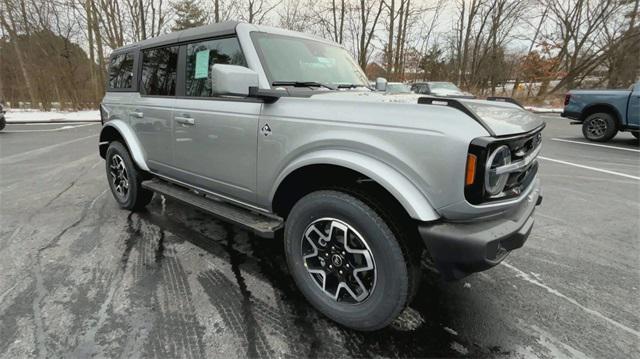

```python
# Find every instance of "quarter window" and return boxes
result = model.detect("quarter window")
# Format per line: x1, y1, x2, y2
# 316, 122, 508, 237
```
108, 53, 134, 89
141, 46, 179, 96
185, 37, 246, 97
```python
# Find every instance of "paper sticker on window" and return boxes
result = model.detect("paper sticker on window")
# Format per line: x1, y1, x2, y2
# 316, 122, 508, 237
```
194, 50, 210, 79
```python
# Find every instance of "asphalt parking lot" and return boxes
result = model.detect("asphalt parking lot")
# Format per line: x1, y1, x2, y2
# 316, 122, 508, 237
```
0, 117, 638, 358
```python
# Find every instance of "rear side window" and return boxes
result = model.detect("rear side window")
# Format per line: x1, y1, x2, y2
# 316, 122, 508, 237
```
140, 46, 179, 96
185, 37, 246, 97
108, 53, 134, 89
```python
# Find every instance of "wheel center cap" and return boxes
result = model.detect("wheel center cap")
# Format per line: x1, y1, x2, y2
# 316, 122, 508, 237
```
331, 254, 343, 267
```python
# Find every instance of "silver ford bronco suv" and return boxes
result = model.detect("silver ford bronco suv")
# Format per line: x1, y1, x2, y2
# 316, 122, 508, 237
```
99, 21, 544, 331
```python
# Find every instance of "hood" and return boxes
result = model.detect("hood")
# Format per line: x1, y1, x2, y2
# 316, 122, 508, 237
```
307, 90, 544, 136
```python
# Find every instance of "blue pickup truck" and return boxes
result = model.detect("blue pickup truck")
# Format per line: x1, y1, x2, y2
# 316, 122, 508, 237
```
562, 82, 639, 142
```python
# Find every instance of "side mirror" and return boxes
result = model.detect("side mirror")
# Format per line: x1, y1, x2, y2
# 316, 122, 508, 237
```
211, 64, 259, 96
375, 77, 388, 92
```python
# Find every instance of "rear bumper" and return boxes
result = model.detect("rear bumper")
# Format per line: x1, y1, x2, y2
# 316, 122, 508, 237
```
561, 111, 580, 120
419, 184, 542, 280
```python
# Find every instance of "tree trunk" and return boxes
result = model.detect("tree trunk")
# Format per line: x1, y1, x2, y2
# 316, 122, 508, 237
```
138, 0, 146, 39
0, 4, 38, 108
92, 0, 106, 93
86, 0, 99, 103
386, 0, 395, 76
393, 0, 405, 77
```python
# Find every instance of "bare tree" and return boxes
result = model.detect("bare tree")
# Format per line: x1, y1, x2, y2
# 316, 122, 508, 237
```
0, 0, 37, 106
537, 0, 628, 96
354, 0, 384, 68
239, 0, 281, 24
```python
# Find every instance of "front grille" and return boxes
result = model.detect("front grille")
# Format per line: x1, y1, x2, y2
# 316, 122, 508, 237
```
465, 127, 543, 205
494, 130, 542, 200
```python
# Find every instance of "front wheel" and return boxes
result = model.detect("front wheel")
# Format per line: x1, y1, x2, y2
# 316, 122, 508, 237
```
582, 113, 617, 142
105, 141, 153, 210
284, 190, 415, 331
0, 116, 5, 131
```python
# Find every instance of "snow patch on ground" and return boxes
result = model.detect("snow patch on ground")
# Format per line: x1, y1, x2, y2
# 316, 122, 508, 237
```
525, 106, 563, 114
5, 109, 100, 123
450, 341, 469, 355
443, 327, 458, 336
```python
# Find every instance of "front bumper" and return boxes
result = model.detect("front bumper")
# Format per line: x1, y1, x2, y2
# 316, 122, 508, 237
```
419, 184, 542, 280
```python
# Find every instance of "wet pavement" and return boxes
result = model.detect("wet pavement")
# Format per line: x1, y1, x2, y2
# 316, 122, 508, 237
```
0, 119, 639, 358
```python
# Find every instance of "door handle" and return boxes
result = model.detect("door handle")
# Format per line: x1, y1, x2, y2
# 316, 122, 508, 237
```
175, 116, 195, 126
129, 111, 144, 119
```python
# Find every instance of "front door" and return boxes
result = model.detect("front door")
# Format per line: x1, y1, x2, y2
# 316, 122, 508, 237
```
627, 82, 640, 128
132, 45, 180, 173
171, 37, 260, 205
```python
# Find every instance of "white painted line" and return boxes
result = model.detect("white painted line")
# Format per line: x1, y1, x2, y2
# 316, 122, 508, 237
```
5, 121, 97, 126
0, 134, 98, 163
539, 156, 640, 181
551, 138, 640, 153
2, 123, 97, 133
503, 262, 640, 338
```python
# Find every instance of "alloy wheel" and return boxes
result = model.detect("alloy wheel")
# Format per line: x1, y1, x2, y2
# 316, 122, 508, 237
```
587, 117, 607, 138
301, 218, 376, 303
109, 154, 129, 199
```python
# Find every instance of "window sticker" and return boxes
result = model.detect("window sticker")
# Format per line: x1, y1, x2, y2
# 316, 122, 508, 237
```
194, 50, 210, 79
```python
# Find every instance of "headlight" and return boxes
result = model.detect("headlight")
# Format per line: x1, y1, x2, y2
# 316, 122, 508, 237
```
485, 145, 511, 195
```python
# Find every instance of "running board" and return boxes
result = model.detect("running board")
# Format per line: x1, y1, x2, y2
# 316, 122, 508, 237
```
142, 179, 283, 238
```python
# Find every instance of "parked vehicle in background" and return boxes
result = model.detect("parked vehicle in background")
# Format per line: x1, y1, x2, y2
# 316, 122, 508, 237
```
384, 82, 413, 94
99, 22, 544, 331
411, 81, 475, 98
562, 82, 640, 142
0, 103, 6, 131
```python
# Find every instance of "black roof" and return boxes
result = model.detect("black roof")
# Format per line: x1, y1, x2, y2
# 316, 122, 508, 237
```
111, 21, 240, 55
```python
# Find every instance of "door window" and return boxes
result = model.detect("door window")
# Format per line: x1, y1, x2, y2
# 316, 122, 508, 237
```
108, 53, 134, 89
185, 37, 246, 97
140, 46, 179, 96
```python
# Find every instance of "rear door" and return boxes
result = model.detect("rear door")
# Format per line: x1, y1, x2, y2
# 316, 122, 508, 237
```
171, 37, 261, 205
131, 45, 179, 174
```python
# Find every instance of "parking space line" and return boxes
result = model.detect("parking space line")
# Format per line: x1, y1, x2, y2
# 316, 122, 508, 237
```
503, 262, 640, 338
0, 134, 98, 163
539, 156, 640, 181
2, 123, 98, 133
5, 121, 98, 126
551, 138, 640, 153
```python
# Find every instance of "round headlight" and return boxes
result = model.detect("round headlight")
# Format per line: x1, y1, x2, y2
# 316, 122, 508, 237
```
485, 145, 511, 196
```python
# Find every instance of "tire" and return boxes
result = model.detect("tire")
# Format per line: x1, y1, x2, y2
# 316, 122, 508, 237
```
582, 113, 617, 142
632, 132, 639, 140
0, 117, 5, 131
284, 190, 415, 331
105, 141, 153, 210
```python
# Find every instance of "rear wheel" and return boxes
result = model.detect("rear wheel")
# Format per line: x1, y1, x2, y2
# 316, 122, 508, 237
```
284, 190, 416, 331
582, 113, 617, 142
632, 132, 639, 140
105, 141, 153, 210
0, 116, 5, 131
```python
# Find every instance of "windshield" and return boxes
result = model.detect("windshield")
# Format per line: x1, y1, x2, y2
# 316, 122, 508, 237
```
251, 32, 370, 88
429, 82, 462, 92
386, 83, 412, 94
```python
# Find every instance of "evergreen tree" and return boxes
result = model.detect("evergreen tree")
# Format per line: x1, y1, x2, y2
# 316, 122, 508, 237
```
171, 0, 208, 31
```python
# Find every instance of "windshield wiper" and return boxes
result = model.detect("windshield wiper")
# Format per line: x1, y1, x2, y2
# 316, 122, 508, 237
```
336, 84, 365, 89
272, 81, 336, 90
